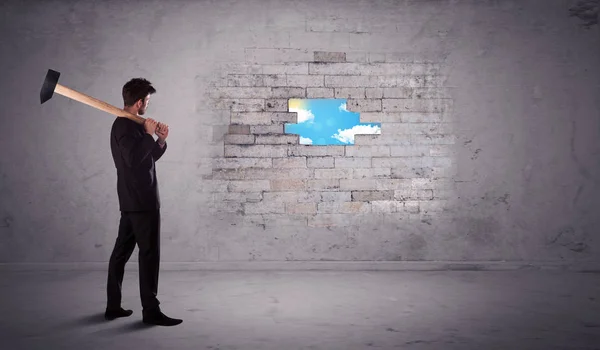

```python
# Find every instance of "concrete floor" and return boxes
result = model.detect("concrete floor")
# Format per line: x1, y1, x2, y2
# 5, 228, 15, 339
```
1, 269, 599, 350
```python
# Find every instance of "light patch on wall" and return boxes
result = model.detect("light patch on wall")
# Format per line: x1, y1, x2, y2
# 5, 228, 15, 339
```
285, 99, 381, 145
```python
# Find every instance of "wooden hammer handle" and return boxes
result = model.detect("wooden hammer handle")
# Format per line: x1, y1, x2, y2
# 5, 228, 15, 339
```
54, 83, 146, 125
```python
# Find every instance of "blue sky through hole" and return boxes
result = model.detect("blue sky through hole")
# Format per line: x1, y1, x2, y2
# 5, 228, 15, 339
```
284, 99, 381, 145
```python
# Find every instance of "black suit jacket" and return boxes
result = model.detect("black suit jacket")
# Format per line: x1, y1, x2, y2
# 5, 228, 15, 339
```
110, 117, 167, 212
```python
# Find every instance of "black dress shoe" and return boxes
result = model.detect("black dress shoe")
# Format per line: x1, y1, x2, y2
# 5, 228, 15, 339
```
105, 307, 133, 320
142, 308, 183, 326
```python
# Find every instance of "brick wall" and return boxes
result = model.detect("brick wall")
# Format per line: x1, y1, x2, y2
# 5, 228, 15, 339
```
204, 50, 456, 230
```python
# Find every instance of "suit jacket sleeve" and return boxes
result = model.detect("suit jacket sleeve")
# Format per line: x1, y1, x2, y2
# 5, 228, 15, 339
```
152, 141, 167, 161
114, 119, 156, 168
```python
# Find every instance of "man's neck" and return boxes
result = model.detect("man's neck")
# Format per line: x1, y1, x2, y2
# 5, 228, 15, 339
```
123, 107, 138, 116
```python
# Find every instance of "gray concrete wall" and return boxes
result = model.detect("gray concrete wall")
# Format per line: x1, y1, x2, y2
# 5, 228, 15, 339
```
0, 0, 598, 263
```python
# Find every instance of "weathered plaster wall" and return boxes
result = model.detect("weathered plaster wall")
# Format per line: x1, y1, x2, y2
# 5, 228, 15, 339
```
0, 0, 598, 263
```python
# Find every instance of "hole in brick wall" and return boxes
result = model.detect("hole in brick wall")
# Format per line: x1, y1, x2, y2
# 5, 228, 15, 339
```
284, 99, 381, 146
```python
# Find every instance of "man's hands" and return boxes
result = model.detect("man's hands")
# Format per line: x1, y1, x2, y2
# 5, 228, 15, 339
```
144, 118, 158, 135
143, 118, 169, 143
156, 122, 169, 143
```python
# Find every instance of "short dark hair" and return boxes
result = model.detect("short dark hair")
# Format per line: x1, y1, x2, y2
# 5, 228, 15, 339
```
122, 78, 156, 107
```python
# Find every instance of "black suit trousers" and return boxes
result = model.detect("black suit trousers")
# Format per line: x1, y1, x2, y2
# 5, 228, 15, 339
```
107, 209, 161, 311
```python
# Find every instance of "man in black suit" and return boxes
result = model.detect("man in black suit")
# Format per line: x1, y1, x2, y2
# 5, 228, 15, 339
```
105, 78, 182, 326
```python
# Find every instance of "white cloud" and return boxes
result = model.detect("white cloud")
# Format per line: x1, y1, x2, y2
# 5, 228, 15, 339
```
339, 102, 348, 112
299, 136, 313, 145
289, 107, 315, 123
331, 124, 381, 144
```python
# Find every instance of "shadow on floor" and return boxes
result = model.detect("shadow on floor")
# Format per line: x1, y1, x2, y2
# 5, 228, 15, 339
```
52, 313, 155, 334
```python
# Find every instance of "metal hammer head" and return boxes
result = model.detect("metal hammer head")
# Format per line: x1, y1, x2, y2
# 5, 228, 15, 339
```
40, 69, 60, 104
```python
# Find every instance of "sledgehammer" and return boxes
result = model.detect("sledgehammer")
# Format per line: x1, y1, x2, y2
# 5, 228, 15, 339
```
40, 69, 146, 124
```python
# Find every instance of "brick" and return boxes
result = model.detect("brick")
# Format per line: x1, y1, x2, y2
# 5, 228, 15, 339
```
286, 202, 317, 214
375, 179, 413, 190
228, 180, 271, 192
212, 157, 272, 169
360, 112, 445, 123
424, 75, 447, 87
345, 52, 368, 63
391, 167, 432, 179
228, 125, 250, 134
400, 201, 420, 213
419, 200, 452, 213
373, 157, 425, 168
263, 191, 301, 202
382, 87, 413, 98
394, 189, 433, 200
411, 134, 456, 145
209, 99, 264, 112
433, 188, 455, 199
244, 201, 286, 214
314, 51, 346, 62
346, 99, 382, 112
396, 75, 427, 88
271, 179, 306, 191
412, 87, 454, 99
224, 134, 255, 145
389, 145, 431, 157
353, 135, 395, 146
324, 75, 373, 88
371, 200, 399, 213
265, 99, 290, 111
334, 88, 366, 99
351, 190, 393, 201
262, 63, 309, 75
314, 168, 353, 179
212, 168, 310, 180
289, 145, 345, 157
231, 112, 297, 125
209, 87, 271, 99
250, 125, 284, 134
339, 179, 378, 190
410, 178, 456, 190
431, 166, 457, 178
287, 75, 324, 87
298, 192, 322, 203
334, 157, 371, 168
213, 192, 263, 203
429, 146, 455, 157
383, 123, 453, 135
353, 168, 391, 178
263, 74, 287, 86
307, 179, 340, 191
226, 75, 264, 87
382, 99, 450, 113
273, 157, 307, 168
308, 214, 358, 227
344, 145, 390, 157
271, 87, 306, 98
320, 192, 352, 202
317, 202, 371, 214
224, 145, 288, 158
365, 88, 384, 98
256, 134, 299, 145
307, 88, 334, 98
307, 156, 334, 168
